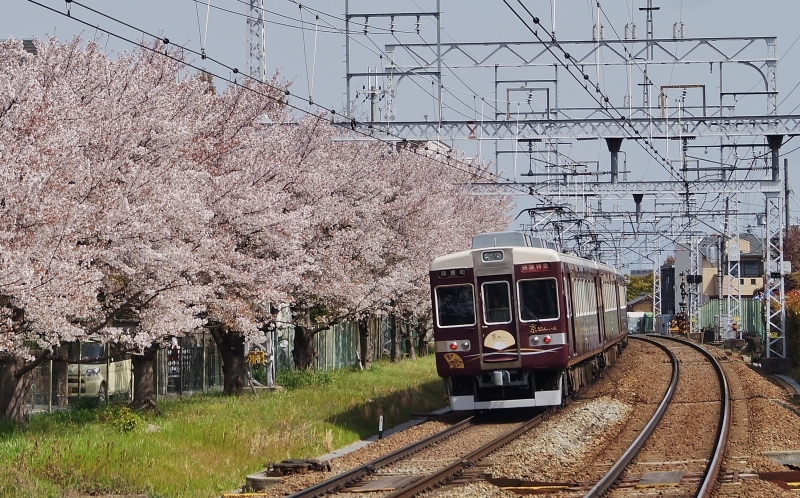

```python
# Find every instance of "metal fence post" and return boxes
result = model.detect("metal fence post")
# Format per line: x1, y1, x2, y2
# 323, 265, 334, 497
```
48, 359, 53, 413
202, 330, 207, 391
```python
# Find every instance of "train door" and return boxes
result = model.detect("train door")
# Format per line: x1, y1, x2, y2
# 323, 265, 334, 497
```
477, 274, 521, 367
595, 275, 607, 344
563, 270, 577, 356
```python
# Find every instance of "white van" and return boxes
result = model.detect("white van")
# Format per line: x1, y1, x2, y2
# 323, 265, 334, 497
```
67, 342, 132, 402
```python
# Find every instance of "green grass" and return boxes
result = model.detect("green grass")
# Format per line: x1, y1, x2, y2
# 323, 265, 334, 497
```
0, 356, 445, 498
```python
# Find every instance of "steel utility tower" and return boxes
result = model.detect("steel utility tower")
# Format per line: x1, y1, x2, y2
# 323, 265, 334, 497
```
245, 0, 277, 389
247, 0, 266, 82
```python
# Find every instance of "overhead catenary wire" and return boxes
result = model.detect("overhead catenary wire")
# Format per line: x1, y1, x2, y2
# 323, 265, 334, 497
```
23, 0, 564, 207
193, 0, 212, 58
503, 0, 687, 184
34, 0, 784, 261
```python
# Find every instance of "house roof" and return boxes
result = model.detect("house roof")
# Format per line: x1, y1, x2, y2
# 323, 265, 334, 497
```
697, 233, 763, 259
628, 293, 653, 306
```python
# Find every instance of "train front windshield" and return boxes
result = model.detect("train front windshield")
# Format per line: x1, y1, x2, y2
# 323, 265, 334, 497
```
435, 284, 475, 327
518, 279, 559, 321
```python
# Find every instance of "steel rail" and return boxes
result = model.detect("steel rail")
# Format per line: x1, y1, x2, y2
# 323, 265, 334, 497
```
584, 335, 730, 498
385, 413, 547, 498
285, 416, 473, 498
666, 335, 731, 498
584, 335, 680, 497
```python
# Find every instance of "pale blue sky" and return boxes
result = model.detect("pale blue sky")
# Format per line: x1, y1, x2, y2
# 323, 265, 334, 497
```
5, 0, 800, 266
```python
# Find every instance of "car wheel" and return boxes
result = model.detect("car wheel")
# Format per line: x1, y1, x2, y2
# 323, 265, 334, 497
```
98, 383, 108, 404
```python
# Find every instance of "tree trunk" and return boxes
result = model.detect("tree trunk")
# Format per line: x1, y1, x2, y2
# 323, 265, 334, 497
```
390, 315, 401, 363
358, 317, 372, 370
292, 325, 317, 370
53, 345, 69, 406
403, 321, 417, 361
416, 322, 430, 357
210, 326, 246, 394
405, 325, 417, 360
0, 356, 32, 425
131, 345, 159, 411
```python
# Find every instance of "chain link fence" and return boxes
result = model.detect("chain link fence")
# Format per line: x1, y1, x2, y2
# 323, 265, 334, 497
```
25, 316, 431, 413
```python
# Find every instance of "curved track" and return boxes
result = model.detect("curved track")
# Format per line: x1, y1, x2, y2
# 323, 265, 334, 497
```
586, 335, 731, 497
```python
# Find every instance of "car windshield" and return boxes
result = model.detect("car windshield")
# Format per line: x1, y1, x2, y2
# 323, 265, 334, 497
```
81, 342, 103, 360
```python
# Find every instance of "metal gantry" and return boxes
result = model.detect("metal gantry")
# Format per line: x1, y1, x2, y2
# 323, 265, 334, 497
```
340, 2, 790, 357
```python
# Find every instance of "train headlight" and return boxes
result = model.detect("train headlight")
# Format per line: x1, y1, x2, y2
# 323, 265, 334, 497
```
481, 250, 504, 262
448, 341, 470, 351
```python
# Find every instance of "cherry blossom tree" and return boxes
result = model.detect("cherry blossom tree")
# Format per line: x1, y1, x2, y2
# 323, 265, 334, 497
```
0, 34, 512, 423
267, 119, 512, 368
0, 37, 255, 417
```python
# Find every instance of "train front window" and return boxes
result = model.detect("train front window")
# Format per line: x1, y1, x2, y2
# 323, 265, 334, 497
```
482, 281, 512, 324
518, 278, 559, 321
435, 284, 476, 327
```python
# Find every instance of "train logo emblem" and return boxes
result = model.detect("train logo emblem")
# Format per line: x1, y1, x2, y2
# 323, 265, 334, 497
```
443, 353, 465, 369
483, 330, 515, 350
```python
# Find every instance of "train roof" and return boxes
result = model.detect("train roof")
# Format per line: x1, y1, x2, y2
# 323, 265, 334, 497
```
431, 233, 623, 277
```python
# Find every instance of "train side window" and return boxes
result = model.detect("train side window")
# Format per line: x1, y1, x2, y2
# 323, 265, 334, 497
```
482, 281, 512, 324
518, 278, 559, 321
435, 284, 476, 327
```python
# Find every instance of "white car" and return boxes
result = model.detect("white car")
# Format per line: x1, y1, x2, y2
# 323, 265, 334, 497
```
67, 342, 132, 402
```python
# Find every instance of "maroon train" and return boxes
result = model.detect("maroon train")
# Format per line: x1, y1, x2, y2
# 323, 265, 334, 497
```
430, 232, 628, 410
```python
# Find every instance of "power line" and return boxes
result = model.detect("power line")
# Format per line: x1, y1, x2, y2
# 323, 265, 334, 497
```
503, 0, 698, 186
24, 0, 516, 191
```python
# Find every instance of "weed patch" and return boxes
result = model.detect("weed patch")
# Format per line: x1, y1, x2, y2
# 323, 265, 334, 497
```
0, 356, 443, 497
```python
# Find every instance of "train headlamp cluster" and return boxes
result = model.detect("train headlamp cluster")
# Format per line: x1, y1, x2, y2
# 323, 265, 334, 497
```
529, 335, 552, 346
448, 340, 470, 351
481, 250, 504, 262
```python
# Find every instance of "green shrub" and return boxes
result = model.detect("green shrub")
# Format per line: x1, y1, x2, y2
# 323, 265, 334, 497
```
98, 406, 142, 433
277, 368, 339, 390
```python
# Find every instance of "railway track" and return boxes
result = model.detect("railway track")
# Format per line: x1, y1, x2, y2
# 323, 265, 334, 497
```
234, 337, 800, 498
414, 335, 731, 497
283, 413, 546, 498
247, 336, 775, 498
583, 335, 731, 497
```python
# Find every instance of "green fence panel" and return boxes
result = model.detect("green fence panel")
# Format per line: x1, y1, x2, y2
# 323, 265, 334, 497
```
696, 299, 765, 335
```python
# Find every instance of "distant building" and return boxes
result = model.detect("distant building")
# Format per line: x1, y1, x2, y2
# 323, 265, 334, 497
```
628, 293, 653, 313
0, 38, 37, 54
661, 263, 676, 316
674, 233, 764, 304
629, 269, 653, 277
